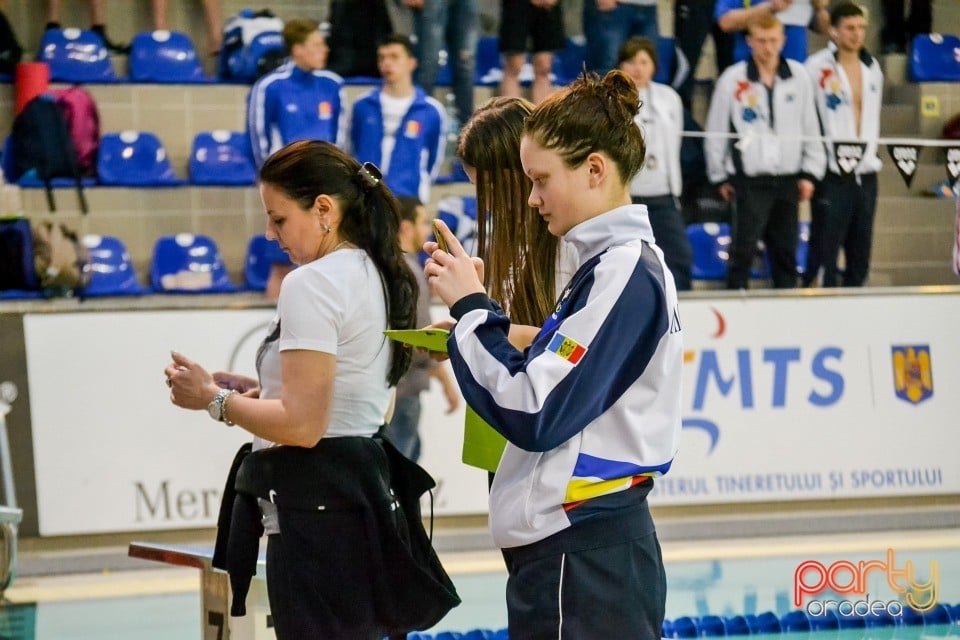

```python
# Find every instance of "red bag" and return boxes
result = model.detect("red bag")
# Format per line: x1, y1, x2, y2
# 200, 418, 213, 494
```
53, 86, 100, 177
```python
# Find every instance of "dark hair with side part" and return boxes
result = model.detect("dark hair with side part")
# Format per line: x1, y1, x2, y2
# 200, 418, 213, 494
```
377, 33, 416, 58
282, 18, 320, 53
524, 70, 646, 186
457, 97, 559, 326
830, 1, 867, 26
616, 36, 658, 73
259, 140, 417, 386
396, 195, 423, 224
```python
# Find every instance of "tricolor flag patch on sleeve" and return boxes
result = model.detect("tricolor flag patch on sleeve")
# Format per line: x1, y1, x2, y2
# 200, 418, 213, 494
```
546, 333, 587, 365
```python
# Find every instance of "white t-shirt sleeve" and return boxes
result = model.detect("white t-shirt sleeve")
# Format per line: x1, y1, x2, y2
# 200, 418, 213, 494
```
276, 266, 342, 354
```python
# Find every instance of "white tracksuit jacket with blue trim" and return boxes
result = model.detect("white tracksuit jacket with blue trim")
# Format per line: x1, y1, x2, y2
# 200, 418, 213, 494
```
447, 204, 683, 549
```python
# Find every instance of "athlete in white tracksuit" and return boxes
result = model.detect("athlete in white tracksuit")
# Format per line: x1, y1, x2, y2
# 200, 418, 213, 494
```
426, 71, 683, 639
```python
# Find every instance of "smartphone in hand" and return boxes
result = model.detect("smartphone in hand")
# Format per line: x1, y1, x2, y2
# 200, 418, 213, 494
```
433, 219, 448, 253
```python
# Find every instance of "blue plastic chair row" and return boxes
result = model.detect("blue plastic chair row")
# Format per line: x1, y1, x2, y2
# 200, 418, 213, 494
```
40, 28, 214, 84
910, 33, 960, 82
75, 232, 292, 297
687, 221, 811, 282
8, 129, 256, 188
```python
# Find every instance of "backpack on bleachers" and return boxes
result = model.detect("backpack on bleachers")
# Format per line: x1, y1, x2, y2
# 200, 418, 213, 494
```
53, 86, 100, 178
31, 220, 90, 295
218, 9, 285, 83
9, 95, 89, 214
0, 218, 37, 292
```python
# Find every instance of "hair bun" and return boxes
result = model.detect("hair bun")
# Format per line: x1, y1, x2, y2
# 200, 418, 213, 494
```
601, 70, 641, 119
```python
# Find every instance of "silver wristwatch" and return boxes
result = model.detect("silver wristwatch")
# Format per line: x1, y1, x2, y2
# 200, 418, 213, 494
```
207, 389, 237, 425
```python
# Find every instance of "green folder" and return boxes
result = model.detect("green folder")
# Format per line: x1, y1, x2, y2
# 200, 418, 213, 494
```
384, 328, 506, 472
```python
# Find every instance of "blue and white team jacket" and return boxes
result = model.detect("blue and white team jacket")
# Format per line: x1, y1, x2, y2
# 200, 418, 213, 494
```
705, 56, 826, 185
447, 205, 683, 549
350, 87, 445, 203
247, 61, 346, 167
805, 45, 883, 176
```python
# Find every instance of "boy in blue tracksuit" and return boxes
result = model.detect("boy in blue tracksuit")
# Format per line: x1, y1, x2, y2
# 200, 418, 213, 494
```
350, 35, 446, 204
247, 19, 346, 168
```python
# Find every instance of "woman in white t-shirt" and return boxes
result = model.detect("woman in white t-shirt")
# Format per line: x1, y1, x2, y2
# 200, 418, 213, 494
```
618, 36, 693, 291
164, 140, 445, 638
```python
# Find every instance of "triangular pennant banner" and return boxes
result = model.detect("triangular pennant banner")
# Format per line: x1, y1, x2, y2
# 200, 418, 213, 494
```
887, 144, 921, 188
946, 146, 960, 188
834, 141, 867, 176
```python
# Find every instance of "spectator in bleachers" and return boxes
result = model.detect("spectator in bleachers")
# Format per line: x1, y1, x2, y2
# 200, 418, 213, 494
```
350, 35, 446, 204
716, 0, 830, 63
583, 0, 659, 74
384, 195, 460, 462
45, 0, 128, 53
880, 0, 932, 54
405, 0, 480, 125
151, 0, 223, 57
673, 0, 735, 110
327, 0, 403, 78
804, 1, 882, 288
705, 13, 826, 289
246, 19, 345, 169
618, 37, 693, 291
498, 0, 565, 105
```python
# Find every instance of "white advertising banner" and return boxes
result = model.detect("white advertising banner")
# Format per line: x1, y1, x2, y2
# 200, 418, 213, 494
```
23, 290, 960, 535
650, 293, 959, 505
25, 309, 274, 536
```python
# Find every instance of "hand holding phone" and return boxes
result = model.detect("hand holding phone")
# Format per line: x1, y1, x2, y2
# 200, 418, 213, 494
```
433, 219, 449, 253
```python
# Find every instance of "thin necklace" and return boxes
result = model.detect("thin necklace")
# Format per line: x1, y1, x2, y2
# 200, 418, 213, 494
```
331, 240, 354, 253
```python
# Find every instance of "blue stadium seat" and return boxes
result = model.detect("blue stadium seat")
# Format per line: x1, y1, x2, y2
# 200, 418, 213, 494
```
655, 36, 675, 85
661, 619, 676, 638
38, 28, 117, 83
129, 30, 211, 83
796, 220, 810, 276
552, 36, 587, 85
97, 131, 184, 186
808, 608, 840, 631
909, 34, 960, 82
79, 235, 145, 297
244, 235, 290, 291
189, 131, 257, 186
150, 233, 237, 293
687, 222, 730, 280
475, 36, 502, 86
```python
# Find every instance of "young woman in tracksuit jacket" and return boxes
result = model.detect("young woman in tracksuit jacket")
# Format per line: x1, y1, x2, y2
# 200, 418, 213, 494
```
425, 70, 683, 639
803, 2, 883, 287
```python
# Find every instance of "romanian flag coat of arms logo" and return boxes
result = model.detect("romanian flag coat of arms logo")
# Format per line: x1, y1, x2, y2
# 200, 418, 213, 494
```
891, 345, 933, 405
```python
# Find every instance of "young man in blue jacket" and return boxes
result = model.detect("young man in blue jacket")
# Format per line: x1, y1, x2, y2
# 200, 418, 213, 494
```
247, 19, 346, 168
350, 35, 446, 204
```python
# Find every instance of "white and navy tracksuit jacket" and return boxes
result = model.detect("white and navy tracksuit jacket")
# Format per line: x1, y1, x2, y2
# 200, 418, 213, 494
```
349, 87, 445, 203
447, 205, 683, 549
247, 62, 346, 167
705, 56, 826, 184
805, 45, 883, 176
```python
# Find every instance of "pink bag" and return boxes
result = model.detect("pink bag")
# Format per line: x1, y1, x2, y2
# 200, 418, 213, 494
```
53, 86, 100, 177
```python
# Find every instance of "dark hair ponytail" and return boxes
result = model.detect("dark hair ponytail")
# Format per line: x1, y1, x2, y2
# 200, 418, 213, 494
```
259, 141, 417, 386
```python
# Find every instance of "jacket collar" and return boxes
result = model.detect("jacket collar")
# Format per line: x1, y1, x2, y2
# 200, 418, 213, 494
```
829, 41, 875, 67
563, 204, 655, 264
747, 55, 792, 82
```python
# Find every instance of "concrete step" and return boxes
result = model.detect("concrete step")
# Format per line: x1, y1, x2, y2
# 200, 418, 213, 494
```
880, 104, 918, 136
